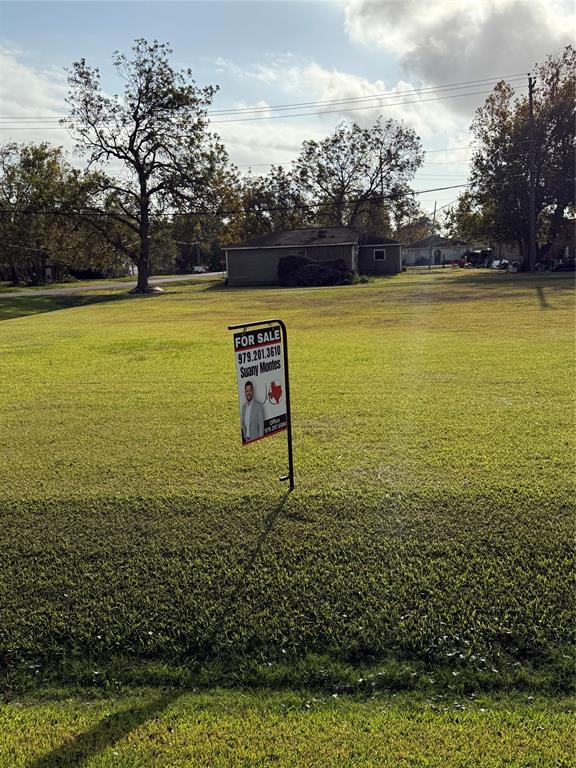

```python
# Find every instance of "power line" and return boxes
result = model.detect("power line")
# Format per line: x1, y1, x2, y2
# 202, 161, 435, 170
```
0, 84, 529, 130
438, 199, 459, 211
211, 87, 528, 122
222, 147, 482, 168
0, 86, 527, 130
236, 157, 474, 169
0, 73, 529, 124
233, 145, 531, 171
210, 76, 527, 115
0, 182, 472, 222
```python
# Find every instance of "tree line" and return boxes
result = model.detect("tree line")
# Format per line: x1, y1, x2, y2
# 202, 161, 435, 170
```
445, 46, 575, 267
0, 40, 573, 289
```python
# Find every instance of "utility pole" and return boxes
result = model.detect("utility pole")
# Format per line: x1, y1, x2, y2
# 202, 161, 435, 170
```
378, 147, 385, 233
528, 74, 537, 272
428, 200, 437, 270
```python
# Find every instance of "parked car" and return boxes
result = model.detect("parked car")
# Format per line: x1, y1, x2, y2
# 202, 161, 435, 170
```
535, 259, 553, 271
552, 257, 575, 272
193, 265, 208, 273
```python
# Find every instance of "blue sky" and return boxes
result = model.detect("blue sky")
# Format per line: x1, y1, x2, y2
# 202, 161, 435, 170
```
0, 0, 572, 214
0, 2, 401, 110
1, 2, 381, 76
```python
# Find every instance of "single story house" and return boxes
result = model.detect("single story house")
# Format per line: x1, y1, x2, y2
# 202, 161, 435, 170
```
402, 235, 469, 266
225, 227, 401, 286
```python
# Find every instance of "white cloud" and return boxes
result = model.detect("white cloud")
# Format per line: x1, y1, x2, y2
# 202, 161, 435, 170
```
215, 108, 326, 170
0, 44, 478, 189
213, 59, 474, 214
0, 47, 73, 151
280, 63, 462, 137
212, 57, 464, 159
345, 0, 574, 117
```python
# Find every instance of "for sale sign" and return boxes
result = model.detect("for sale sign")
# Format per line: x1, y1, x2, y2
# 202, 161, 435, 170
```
233, 325, 287, 444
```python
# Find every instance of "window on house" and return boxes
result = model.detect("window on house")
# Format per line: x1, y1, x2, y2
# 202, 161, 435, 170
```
374, 249, 385, 261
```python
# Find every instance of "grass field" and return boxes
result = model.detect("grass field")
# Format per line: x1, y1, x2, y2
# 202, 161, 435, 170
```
0, 275, 178, 293
1, 688, 573, 767
0, 276, 139, 294
0, 270, 574, 697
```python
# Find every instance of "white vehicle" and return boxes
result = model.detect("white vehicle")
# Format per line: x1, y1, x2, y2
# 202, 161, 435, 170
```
193, 265, 207, 273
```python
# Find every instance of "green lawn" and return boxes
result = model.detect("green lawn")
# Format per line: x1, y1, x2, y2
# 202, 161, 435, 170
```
1, 689, 573, 767
0, 277, 133, 293
0, 271, 574, 692
0, 274, 190, 293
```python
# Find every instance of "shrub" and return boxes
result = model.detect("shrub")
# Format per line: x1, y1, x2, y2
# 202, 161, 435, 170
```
278, 255, 354, 287
295, 263, 353, 287
278, 255, 312, 287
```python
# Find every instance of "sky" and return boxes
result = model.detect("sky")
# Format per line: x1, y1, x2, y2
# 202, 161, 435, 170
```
0, 0, 573, 215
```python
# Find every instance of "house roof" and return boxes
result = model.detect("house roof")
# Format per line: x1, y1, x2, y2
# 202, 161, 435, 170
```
226, 227, 358, 250
406, 234, 468, 249
359, 234, 400, 246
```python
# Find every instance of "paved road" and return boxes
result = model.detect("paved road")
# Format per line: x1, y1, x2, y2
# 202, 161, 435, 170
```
0, 273, 225, 299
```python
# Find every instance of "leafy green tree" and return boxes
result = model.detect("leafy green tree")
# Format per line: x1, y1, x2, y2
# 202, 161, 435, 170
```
0, 142, 120, 284
467, 45, 575, 268
236, 165, 312, 238
171, 213, 202, 273
442, 191, 489, 243
394, 211, 433, 244
0, 142, 65, 284
170, 165, 241, 270
293, 118, 423, 229
65, 38, 229, 292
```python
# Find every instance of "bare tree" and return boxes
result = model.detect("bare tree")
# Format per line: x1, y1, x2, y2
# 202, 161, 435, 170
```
294, 118, 423, 230
65, 38, 228, 292
468, 46, 575, 269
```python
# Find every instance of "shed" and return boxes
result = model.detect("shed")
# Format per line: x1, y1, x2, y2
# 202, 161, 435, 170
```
226, 228, 358, 286
358, 234, 402, 275
402, 235, 469, 266
225, 227, 401, 286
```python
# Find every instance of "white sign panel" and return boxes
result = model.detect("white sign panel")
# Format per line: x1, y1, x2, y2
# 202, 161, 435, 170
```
233, 326, 287, 444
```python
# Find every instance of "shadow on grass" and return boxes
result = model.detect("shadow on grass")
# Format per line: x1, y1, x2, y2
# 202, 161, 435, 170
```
420, 268, 574, 288
200, 278, 389, 293
202, 271, 576, 297
203, 491, 290, 655
0, 291, 148, 322
28, 691, 178, 768
536, 285, 552, 309
201, 279, 254, 292
402, 269, 575, 304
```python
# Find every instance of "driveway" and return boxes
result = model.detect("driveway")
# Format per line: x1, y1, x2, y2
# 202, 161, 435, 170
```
0, 273, 225, 299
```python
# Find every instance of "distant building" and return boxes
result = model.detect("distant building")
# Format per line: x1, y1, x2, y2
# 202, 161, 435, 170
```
402, 235, 469, 266
225, 227, 401, 286
489, 242, 520, 262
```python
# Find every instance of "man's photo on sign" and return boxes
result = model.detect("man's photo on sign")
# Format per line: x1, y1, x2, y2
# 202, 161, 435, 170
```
233, 327, 287, 445
241, 380, 264, 443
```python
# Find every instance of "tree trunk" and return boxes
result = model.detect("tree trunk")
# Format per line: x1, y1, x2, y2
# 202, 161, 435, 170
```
136, 255, 150, 291
518, 238, 529, 271
134, 196, 151, 292
335, 196, 344, 227
547, 203, 564, 253
40, 250, 48, 283
8, 251, 19, 285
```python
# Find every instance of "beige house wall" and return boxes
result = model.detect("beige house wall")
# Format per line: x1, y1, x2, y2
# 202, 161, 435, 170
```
358, 245, 401, 274
402, 245, 468, 266
490, 242, 520, 260
226, 244, 355, 286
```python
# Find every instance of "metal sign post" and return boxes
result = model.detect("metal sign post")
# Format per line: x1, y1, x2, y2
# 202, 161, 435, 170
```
228, 318, 294, 491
